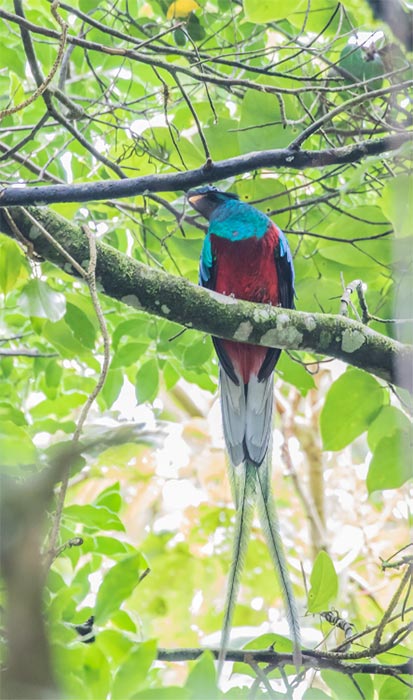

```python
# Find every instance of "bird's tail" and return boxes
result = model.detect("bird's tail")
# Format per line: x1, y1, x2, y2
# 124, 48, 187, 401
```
217, 460, 256, 677
256, 456, 302, 668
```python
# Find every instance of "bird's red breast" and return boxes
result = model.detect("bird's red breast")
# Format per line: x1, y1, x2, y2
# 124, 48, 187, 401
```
211, 224, 280, 383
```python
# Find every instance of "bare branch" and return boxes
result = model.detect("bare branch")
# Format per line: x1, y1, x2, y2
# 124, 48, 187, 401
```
156, 646, 413, 679
0, 133, 410, 208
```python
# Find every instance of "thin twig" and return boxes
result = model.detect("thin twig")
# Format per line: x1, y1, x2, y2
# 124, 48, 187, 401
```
373, 566, 413, 648
34, 220, 111, 568
0, 0, 67, 120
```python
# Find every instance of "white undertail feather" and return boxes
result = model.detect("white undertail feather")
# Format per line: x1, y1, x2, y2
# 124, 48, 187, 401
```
244, 374, 274, 466
220, 368, 274, 467
219, 366, 301, 673
219, 368, 246, 467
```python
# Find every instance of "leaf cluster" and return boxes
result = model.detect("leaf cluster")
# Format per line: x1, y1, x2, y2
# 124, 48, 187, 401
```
0, 0, 412, 697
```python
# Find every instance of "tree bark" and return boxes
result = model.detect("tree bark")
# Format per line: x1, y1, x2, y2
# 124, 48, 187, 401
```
1, 205, 411, 391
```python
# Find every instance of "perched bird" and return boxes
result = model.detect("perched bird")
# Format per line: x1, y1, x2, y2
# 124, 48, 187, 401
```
187, 185, 301, 672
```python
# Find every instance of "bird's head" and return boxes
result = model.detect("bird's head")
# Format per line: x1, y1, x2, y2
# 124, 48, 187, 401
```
186, 185, 239, 220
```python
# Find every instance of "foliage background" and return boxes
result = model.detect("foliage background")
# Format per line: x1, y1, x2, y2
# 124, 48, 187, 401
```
0, 0, 412, 698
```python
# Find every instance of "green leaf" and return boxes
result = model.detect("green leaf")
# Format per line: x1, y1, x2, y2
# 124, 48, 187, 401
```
83, 646, 111, 699
204, 118, 240, 160
320, 369, 385, 450
307, 551, 338, 613
96, 629, 134, 665
168, 235, 204, 263
95, 552, 149, 624
0, 420, 37, 470
367, 429, 413, 493
101, 368, 124, 408
185, 651, 218, 700
111, 342, 149, 368
64, 504, 125, 533
238, 90, 297, 153
45, 360, 63, 389
135, 358, 159, 404
321, 671, 374, 700
0, 403, 27, 426
243, 0, 306, 23
65, 301, 96, 348
0, 236, 25, 294
276, 353, 316, 396
79, 0, 102, 11
163, 361, 180, 390
243, 632, 293, 652
380, 176, 413, 237
94, 482, 122, 513
322, 206, 390, 240
233, 633, 294, 678
92, 536, 129, 556
174, 27, 187, 46
43, 319, 90, 357
367, 406, 412, 452
111, 609, 137, 633
111, 639, 157, 700
30, 393, 87, 419
19, 279, 66, 321
112, 318, 149, 349
183, 336, 212, 368
379, 677, 411, 700
187, 13, 206, 41
303, 690, 332, 700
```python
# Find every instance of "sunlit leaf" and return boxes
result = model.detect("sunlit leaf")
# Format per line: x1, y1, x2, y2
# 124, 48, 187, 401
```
185, 651, 218, 700
307, 551, 338, 613
135, 358, 159, 404
19, 279, 66, 321
303, 690, 332, 700
276, 353, 316, 395
367, 406, 412, 452
95, 552, 149, 623
94, 481, 122, 513
244, 0, 307, 23
64, 504, 125, 533
0, 236, 25, 294
320, 369, 385, 450
65, 301, 96, 348
0, 420, 37, 469
111, 639, 157, 699
367, 429, 413, 492
321, 671, 374, 700
111, 342, 149, 368
379, 677, 411, 700
380, 176, 413, 237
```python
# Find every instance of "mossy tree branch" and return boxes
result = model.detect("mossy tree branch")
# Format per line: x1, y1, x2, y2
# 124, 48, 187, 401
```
1, 205, 411, 392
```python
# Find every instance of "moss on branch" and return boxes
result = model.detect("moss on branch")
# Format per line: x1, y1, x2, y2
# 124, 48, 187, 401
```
1, 206, 411, 391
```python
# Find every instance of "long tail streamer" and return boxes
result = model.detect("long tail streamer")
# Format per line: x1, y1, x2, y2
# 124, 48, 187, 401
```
256, 460, 302, 668
217, 462, 256, 677
218, 457, 302, 676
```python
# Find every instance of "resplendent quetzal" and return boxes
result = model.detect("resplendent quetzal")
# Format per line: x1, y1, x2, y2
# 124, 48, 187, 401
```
187, 185, 301, 671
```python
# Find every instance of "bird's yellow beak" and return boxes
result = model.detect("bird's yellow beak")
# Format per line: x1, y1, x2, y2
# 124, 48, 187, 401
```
187, 193, 205, 205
